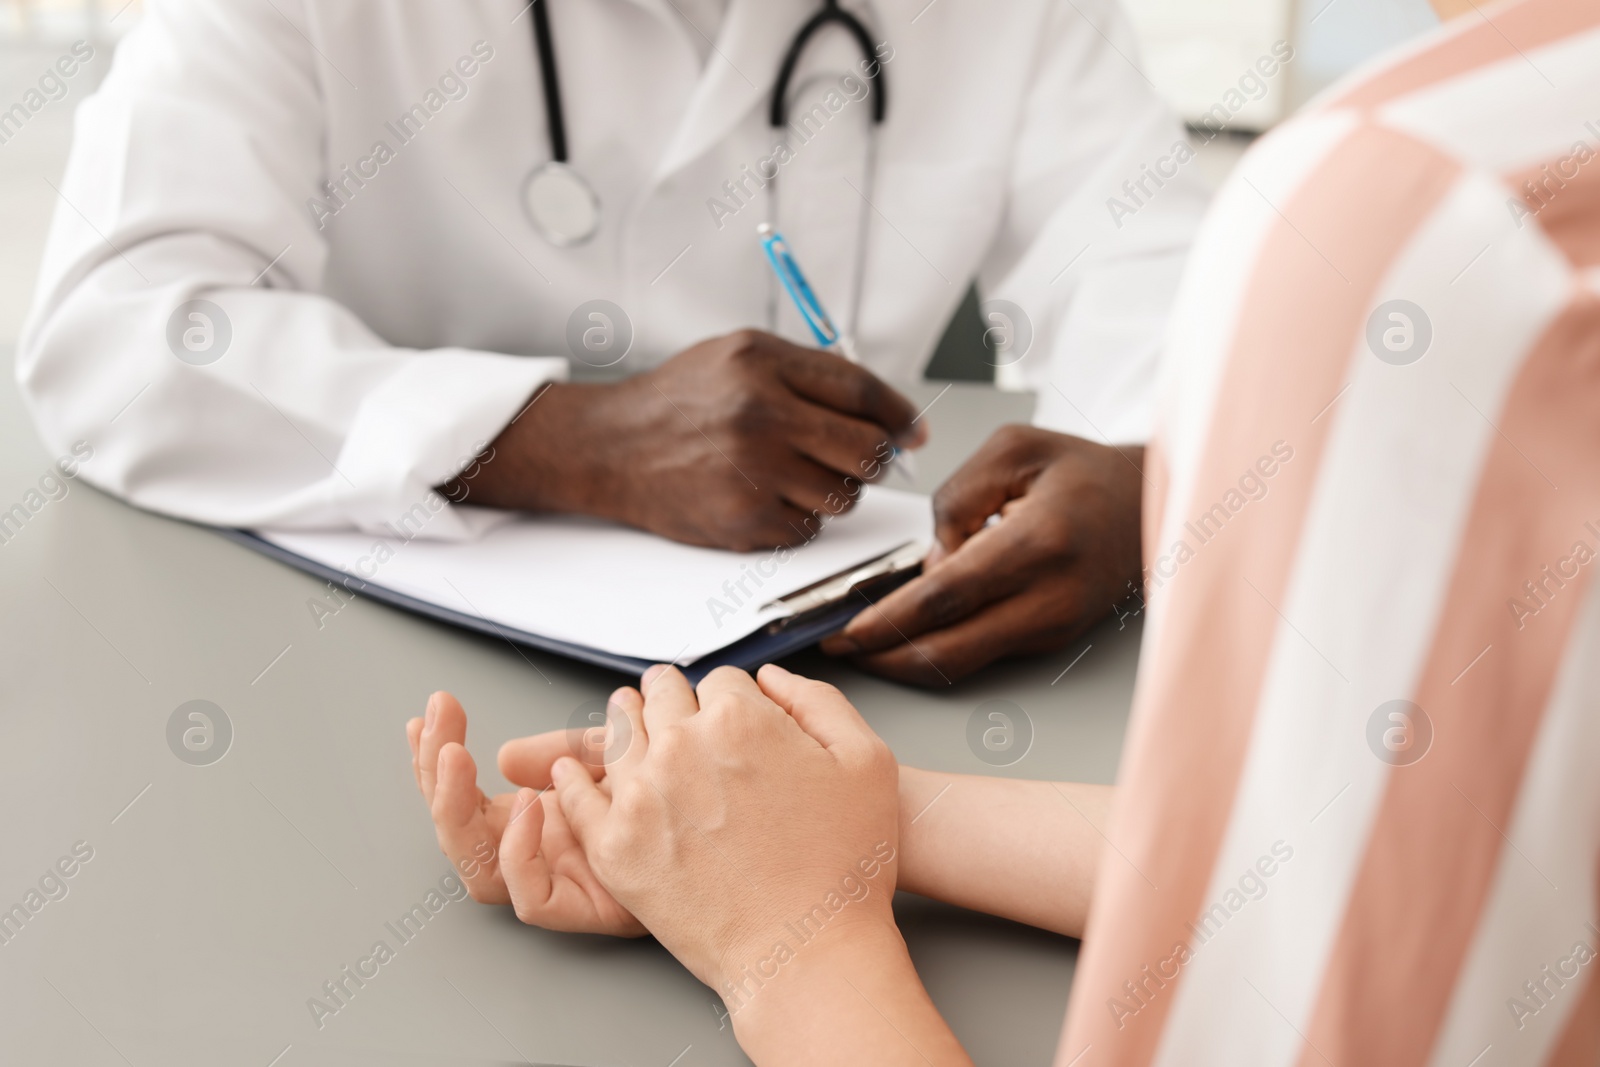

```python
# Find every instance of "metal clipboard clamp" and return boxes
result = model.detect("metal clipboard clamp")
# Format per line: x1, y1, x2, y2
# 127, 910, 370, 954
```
758, 541, 927, 635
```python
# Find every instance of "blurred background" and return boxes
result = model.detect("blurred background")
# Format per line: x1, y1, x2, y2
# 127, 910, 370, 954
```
0, 0, 1441, 376
1123, 0, 1439, 126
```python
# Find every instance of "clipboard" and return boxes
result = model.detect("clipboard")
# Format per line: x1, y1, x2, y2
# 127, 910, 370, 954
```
220, 530, 924, 683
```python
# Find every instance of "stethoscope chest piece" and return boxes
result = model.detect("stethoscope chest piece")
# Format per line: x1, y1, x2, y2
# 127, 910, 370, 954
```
523, 161, 600, 247
521, 0, 885, 253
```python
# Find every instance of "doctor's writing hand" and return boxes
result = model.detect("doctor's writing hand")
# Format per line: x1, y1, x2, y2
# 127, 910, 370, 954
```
821, 426, 1143, 686
406, 691, 644, 936
443, 330, 925, 551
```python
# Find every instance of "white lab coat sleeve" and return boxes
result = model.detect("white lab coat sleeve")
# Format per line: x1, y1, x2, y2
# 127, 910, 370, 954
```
976, 0, 1209, 445
15, 0, 565, 540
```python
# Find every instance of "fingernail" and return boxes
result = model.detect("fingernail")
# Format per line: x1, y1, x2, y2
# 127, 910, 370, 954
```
898, 421, 930, 448
642, 664, 669, 687
821, 634, 860, 655
550, 757, 574, 784
760, 663, 792, 678
424, 693, 438, 729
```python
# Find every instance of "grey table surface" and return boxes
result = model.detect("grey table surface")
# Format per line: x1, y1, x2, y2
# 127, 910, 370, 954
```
0, 356, 1140, 1067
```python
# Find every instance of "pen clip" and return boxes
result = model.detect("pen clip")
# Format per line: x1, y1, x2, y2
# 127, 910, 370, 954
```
759, 227, 842, 349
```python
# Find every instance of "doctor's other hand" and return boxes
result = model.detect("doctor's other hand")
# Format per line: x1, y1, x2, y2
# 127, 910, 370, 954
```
821, 426, 1143, 686
406, 691, 644, 936
442, 330, 926, 551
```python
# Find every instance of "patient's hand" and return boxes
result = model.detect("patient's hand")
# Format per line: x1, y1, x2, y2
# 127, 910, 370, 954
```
406, 692, 643, 936
550, 664, 901, 991
416, 672, 969, 1065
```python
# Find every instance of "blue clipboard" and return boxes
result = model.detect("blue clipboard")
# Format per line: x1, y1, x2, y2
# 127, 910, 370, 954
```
219, 528, 921, 683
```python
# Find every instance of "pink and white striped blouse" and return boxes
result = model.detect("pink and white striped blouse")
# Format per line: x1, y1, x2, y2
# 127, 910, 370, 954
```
1061, 1, 1600, 1064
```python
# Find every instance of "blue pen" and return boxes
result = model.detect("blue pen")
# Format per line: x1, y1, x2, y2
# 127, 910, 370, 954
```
758, 223, 918, 479
758, 223, 861, 362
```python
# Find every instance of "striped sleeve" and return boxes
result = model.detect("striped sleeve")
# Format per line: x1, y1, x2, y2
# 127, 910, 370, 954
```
1061, 3, 1600, 1065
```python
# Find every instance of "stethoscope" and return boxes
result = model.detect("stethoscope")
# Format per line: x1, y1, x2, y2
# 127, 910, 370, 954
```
521, 0, 888, 255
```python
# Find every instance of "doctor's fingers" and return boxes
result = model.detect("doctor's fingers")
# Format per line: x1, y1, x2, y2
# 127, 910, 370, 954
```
431, 742, 512, 904
821, 522, 1035, 655
710, 497, 831, 553
930, 426, 1053, 556
782, 398, 907, 484
417, 691, 470, 807
775, 347, 922, 445
774, 454, 866, 519
847, 585, 1079, 687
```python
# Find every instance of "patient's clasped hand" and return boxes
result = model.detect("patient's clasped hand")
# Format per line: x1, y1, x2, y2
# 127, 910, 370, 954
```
408, 664, 918, 1056
407, 664, 1110, 1065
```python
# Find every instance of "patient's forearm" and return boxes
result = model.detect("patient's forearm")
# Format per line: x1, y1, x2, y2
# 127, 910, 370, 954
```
897, 767, 1110, 938
732, 921, 973, 1066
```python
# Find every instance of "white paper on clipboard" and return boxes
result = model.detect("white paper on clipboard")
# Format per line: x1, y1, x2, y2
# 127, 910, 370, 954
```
256, 485, 931, 664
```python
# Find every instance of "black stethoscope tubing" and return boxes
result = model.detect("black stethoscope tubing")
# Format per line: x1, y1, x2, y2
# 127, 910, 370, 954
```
528, 0, 887, 166
769, 0, 885, 129
530, 0, 570, 163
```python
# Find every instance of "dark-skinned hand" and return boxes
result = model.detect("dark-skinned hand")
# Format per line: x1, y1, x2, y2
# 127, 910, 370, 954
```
820, 425, 1144, 686
440, 329, 925, 551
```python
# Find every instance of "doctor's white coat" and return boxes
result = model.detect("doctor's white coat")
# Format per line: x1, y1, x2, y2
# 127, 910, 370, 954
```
18, 0, 1207, 538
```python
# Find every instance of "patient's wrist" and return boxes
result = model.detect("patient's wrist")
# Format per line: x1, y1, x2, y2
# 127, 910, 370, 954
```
723, 919, 919, 1056
895, 765, 944, 899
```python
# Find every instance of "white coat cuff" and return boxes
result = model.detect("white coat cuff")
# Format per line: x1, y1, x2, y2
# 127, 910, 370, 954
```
336, 350, 567, 540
